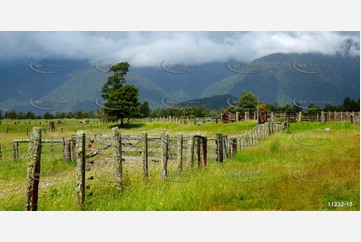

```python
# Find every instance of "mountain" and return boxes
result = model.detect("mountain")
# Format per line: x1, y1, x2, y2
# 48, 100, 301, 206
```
201, 53, 360, 107
38, 68, 169, 112
0, 53, 359, 114
0, 59, 88, 112
132, 62, 234, 100
0, 61, 169, 114
175, 94, 236, 111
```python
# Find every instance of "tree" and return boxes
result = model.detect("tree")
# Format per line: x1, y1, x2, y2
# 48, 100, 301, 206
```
324, 104, 341, 112
139, 101, 151, 118
257, 102, 268, 112
150, 108, 169, 118
85, 111, 95, 119
101, 62, 140, 125
55, 112, 67, 119
342, 97, 352, 111
75, 110, 84, 119
95, 109, 107, 122
7, 110, 18, 119
44, 112, 54, 119
342, 97, 360, 111
293, 102, 303, 112
307, 103, 320, 114
18, 112, 26, 119
278, 105, 294, 112
66, 112, 74, 119
237, 90, 258, 111
26, 111, 36, 119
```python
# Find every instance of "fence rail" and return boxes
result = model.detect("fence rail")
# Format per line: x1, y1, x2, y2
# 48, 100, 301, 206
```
132, 111, 359, 125
8, 120, 288, 210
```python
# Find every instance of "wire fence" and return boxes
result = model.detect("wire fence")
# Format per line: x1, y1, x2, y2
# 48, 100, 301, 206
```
1, 120, 288, 210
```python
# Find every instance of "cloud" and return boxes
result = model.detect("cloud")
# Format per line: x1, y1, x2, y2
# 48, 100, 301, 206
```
0, 31, 359, 66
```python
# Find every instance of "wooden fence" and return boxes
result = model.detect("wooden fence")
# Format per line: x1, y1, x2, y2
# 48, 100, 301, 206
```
351, 114, 360, 126
134, 111, 359, 125
134, 116, 220, 125
10, 138, 76, 162
19, 120, 287, 210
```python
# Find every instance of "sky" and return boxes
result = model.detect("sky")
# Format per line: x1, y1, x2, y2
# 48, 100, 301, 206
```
0, 31, 359, 66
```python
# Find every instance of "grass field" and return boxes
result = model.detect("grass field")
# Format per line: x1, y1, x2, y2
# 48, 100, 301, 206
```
0, 119, 359, 211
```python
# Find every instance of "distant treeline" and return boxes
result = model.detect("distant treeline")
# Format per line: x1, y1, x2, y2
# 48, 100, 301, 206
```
0, 110, 96, 120
0, 97, 359, 120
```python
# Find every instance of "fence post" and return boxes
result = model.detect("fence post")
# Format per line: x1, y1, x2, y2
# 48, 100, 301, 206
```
247, 133, 251, 147
187, 135, 195, 167
112, 127, 123, 188
216, 133, 223, 163
0, 143, 2, 162
238, 137, 243, 151
26, 127, 42, 211
321, 111, 324, 122
177, 133, 183, 172
13, 141, 19, 161
63, 138, 71, 163
76, 130, 86, 208
201, 137, 207, 166
6, 125, 9, 134
230, 137, 237, 157
196, 136, 201, 167
161, 131, 169, 178
71, 136, 76, 160
141, 131, 148, 181
223, 135, 228, 159
50, 140, 54, 157
250, 131, 254, 146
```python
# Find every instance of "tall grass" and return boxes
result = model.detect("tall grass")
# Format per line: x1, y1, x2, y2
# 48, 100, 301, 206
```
0, 120, 359, 211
